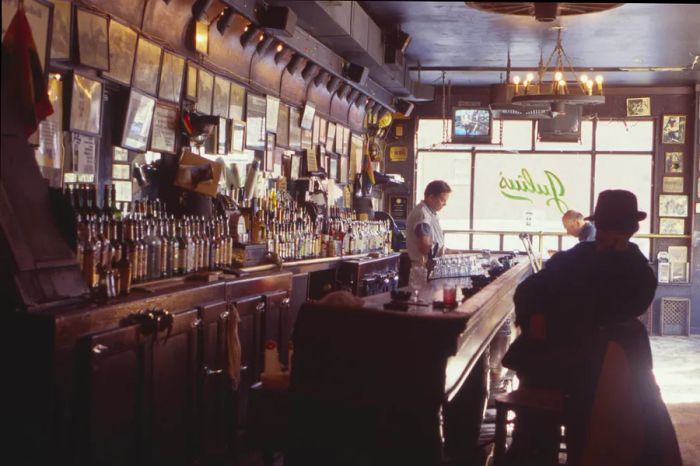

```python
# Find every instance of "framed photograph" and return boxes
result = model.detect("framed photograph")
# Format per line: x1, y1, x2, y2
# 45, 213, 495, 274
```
102, 20, 137, 86
114, 180, 133, 202
273, 149, 283, 178
158, 52, 185, 103
661, 115, 686, 144
245, 93, 266, 150
212, 76, 230, 117
196, 68, 214, 115
230, 120, 246, 153
664, 151, 683, 173
186, 63, 198, 101
229, 82, 245, 121
132, 36, 162, 96
312, 115, 320, 145
657, 262, 670, 283
662, 176, 683, 193
668, 246, 688, 263
50, 0, 72, 60
670, 262, 689, 284
349, 133, 363, 176
301, 128, 312, 151
304, 148, 318, 174
326, 122, 336, 153
265, 133, 276, 171
113, 146, 129, 162
290, 154, 301, 180
70, 74, 103, 135
70, 132, 97, 178
319, 117, 327, 144
112, 163, 130, 180
217, 118, 228, 155
289, 107, 302, 150
122, 89, 156, 152
329, 155, 338, 182
659, 218, 684, 235
76, 8, 109, 70
150, 103, 178, 154
300, 102, 315, 130
266, 96, 280, 133
276, 103, 290, 148
339, 155, 348, 183
626, 97, 650, 117
658, 195, 688, 218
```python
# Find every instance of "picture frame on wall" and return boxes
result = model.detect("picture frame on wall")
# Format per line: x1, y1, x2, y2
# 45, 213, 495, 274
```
218, 118, 228, 155
289, 107, 302, 150
229, 82, 245, 121
196, 68, 214, 115
312, 115, 320, 145
658, 194, 688, 218
329, 155, 338, 182
122, 89, 156, 152
266, 96, 280, 134
150, 103, 178, 154
303, 148, 318, 174
158, 52, 185, 104
76, 8, 109, 71
659, 218, 684, 235
102, 20, 137, 86
661, 115, 686, 144
50, 0, 72, 60
670, 262, 689, 283
339, 155, 348, 183
326, 122, 336, 153
276, 103, 290, 148
265, 133, 276, 171
290, 154, 301, 180
662, 176, 683, 193
626, 97, 650, 117
186, 63, 198, 101
245, 93, 266, 150
212, 76, 231, 118
132, 36, 162, 96
664, 151, 683, 173
230, 120, 246, 153
3, 0, 52, 71
69, 74, 103, 135
301, 128, 312, 151
301, 102, 315, 130
319, 117, 327, 144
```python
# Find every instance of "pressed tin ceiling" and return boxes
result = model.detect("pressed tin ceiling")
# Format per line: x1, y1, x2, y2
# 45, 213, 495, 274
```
359, 2, 700, 86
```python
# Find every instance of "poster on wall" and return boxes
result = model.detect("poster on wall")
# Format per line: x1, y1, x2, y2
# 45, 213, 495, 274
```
71, 132, 97, 177
122, 89, 156, 152
150, 103, 178, 154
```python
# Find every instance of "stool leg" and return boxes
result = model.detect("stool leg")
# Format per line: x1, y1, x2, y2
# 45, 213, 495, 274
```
494, 406, 507, 466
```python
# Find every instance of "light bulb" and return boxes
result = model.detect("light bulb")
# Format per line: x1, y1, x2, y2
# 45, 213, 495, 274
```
526, 73, 534, 82
595, 75, 604, 93
586, 80, 594, 95
554, 71, 563, 81
259, 33, 265, 41
276, 43, 283, 52
558, 79, 566, 88
244, 25, 249, 32
513, 76, 521, 84
580, 74, 589, 83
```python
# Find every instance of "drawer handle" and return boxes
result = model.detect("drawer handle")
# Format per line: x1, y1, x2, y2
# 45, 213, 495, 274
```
204, 366, 224, 376
92, 344, 108, 354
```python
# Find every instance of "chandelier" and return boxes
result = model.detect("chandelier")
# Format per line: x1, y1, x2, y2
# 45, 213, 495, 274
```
511, 27, 605, 115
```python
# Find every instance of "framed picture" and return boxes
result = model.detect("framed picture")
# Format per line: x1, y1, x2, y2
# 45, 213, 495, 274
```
266, 96, 280, 134
245, 93, 266, 150
150, 103, 178, 154
70, 132, 97, 178
626, 97, 650, 117
664, 151, 683, 173
50, 0, 72, 60
319, 117, 327, 144
186, 63, 198, 101
349, 133, 363, 176
326, 122, 336, 153
113, 146, 129, 162
658, 195, 688, 218
659, 218, 684, 235
218, 118, 228, 155
343, 126, 352, 156
196, 68, 214, 115
265, 133, 276, 171
273, 149, 283, 178
300, 102, 315, 130
668, 246, 688, 263
158, 52, 185, 103
122, 89, 156, 152
76, 8, 109, 70
304, 148, 318, 174
301, 128, 312, 150
335, 124, 344, 154
70, 74, 103, 135
661, 115, 686, 144
670, 262, 689, 283
662, 176, 683, 193
102, 20, 137, 86
230, 120, 246, 153
276, 103, 290, 148
657, 262, 670, 283
212, 76, 230, 117
339, 155, 348, 183
288, 107, 302, 150
290, 154, 301, 180
229, 82, 245, 121
312, 115, 320, 145
114, 180, 133, 203
132, 36, 162, 96
329, 155, 338, 182
112, 163, 130, 181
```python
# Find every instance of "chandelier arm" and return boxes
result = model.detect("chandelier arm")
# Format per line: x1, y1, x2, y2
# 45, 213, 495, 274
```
560, 49, 588, 92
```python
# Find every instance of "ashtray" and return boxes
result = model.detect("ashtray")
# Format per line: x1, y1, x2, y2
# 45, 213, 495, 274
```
391, 290, 412, 301
432, 300, 458, 310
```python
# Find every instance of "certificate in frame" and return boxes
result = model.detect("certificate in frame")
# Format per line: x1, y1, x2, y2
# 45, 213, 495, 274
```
158, 52, 185, 103
266, 95, 280, 133
102, 20, 137, 86
150, 103, 178, 154
69, 73, 103, 135
213, 76, 231, 118
245, 93, 266, 150
122, 89, 156, 152
300, 102, 315, 130
132, 36, 162, 96
76, 8, 109, 71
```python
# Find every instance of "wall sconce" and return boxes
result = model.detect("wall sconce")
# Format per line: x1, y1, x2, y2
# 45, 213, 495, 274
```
240, 25, 262, 48
301, 62, 320, 81
191, 0, 214, 21
256, 34, 274, 55
194, 19, 209, 54
216, 6, 236, 35
286, 53, 306, 75
326, 76, 341, 94
273, 43, 287, 64
337, 83, 352, 100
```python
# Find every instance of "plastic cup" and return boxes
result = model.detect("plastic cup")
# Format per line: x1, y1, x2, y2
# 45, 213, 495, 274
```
443, 285, 457, 306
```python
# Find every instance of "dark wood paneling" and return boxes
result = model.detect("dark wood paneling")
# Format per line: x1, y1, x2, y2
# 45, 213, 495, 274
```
348, 101, 366, 133
207, 14, 255, 83
83, 0, 146, 29
329, 94, 351, 126
141, 0, 194, 57
280, 70, 307, 108
306, 80, 333, 120
249, 49, 286, 97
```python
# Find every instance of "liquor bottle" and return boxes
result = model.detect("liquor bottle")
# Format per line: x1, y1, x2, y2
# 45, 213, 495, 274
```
109, 217, 122, 267
110, 184, 121, 220
102, 184, 112, 219
199, 217, 210, 271
135, 220, 147, 282
167, 217, 179, 277
118, 242, 132, 295
158, 220, 169, 278
176, 221, 187, 275
145, 220, 162, 280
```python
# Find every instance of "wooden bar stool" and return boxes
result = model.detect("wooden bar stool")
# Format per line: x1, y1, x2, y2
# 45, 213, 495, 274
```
493, 388, 566, 465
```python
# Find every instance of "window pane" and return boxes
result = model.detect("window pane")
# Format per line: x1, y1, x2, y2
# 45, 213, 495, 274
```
415, 151, 471, 230
416, 119, 452, 149
473, 153, 592, 233
596, 120, 653, 151
535, 121, 593, 151
493, 120, 533, 151
444, 232, 470, 250
472, 234, 499, 251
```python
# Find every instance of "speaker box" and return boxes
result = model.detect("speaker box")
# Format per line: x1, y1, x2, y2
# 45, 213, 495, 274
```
395, 100, 414, 118
344, 63, 370, 86
261, 6, 297, 37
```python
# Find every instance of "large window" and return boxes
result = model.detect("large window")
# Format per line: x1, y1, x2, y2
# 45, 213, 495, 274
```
415, 117, 654, 256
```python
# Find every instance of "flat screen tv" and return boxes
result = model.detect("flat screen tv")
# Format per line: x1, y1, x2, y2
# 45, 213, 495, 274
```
537, 105, 582, 142
452, 107, 492, 143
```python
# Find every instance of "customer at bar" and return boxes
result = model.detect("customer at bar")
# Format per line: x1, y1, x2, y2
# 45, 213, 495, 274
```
503, 190, 681, 466
405, 180, 451, 266
562, 209, 596, 242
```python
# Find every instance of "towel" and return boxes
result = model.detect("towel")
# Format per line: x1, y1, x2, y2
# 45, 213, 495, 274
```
226, 303, 242, 389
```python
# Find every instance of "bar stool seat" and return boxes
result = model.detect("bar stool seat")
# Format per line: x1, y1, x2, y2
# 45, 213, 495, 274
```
493, 388, 566, 466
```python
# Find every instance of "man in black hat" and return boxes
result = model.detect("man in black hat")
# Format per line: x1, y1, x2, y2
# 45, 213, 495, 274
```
501, 190, 679, 465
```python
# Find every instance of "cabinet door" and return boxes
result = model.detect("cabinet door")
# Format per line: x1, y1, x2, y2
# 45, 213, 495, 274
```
84, 323, 146, 466
232, 295, 264, 427
148, 309, 199, 466
199, 301, 234, 460
266, 290, 292, 368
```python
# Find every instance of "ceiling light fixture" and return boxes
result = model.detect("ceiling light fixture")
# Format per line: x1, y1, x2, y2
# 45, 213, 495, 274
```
511, 28, 605, 115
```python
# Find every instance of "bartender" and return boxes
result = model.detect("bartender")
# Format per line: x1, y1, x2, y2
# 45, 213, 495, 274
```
406, 180, 451, 266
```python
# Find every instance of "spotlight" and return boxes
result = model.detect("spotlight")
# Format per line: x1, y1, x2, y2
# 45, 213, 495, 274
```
191, 0, 214, 21
240, 26, 261, 48
286, 54, 306, 75
365, 99, 376, 113
256, 34, 274, 55
342, 62, 369, 86
395, 99, 414, 118
216, 6, 235, 35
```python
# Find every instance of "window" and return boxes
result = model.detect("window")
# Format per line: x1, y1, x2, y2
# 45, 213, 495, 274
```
416, 151, 471, 232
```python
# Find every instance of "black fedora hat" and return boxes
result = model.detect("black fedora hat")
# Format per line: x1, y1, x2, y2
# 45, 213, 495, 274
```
585, 189, 646, 231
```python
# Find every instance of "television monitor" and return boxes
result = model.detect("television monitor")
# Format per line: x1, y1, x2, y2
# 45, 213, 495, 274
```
452, 107, 492, 143
537, 105, 582, 142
